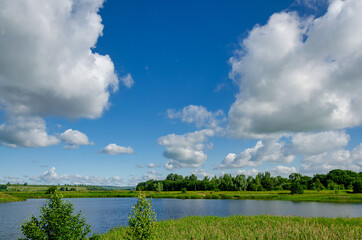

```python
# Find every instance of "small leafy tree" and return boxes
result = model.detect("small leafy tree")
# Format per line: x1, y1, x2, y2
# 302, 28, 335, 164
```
45, 186, 58, 194
20, 192, 97, 240
290, 181, 304, 194
127, 192, 157, 240
155, 182, 163, 192
353, 179, 362, 193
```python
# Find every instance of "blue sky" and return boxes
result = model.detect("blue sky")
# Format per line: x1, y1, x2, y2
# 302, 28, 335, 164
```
0, 0, 361, 186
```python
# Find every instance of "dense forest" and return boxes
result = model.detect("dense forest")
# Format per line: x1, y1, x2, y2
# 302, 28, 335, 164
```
137, 169, 362, 194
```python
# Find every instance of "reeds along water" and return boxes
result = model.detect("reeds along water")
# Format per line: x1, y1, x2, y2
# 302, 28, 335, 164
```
100, 215, 362, 240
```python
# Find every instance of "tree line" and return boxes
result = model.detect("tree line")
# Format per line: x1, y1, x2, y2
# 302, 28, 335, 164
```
136, 169, 362, 193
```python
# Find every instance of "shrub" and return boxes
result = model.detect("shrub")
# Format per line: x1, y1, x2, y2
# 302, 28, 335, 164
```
128, 192, 157, 240
45, 186, 57, 194
290, 181, 304, 194
353, 179, 362, 193
19, 192, 97, 240
181, 188, 187, 194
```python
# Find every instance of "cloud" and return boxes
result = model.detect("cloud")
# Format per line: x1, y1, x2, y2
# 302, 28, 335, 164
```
120, 73, 135, 88
0, 116, 59, 148
158, 129, 214, 169
292, 131, 349, 155
228, 0, 362, 138
292, 131, 362, 174
167, 105, 225, 130
6, 167, 124, 186
270, 166, 297, 177
0, 0, 121, 147
235, 169, 260, 176
300, 148, 361, 174
148, 163, 160, 168
102, 143, 134, 155
191, 169, 215, 179
216, 138, 295, 169
142, 170, 163, 181
294, 0, 330, 11
59, 129, 93, 149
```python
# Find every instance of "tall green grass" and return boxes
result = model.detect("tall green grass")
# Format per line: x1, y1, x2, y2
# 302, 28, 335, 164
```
0, 193, 24, 202
100, 215, 361, 240
4, 190, 362, 203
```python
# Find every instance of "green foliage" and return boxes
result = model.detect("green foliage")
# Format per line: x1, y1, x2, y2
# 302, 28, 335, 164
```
45, 186, 58, 194
0, 185, 7, 191
154, 182, 163, 192
353, 179, 362, 193
19, 193, 97, 240
181, 188, 187, 194
290, 181, 304, 194
100, 215, 362, 240
127, 192, 157, 240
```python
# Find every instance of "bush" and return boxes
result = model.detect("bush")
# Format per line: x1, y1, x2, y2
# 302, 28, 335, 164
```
290, 181, 304, 194
128, 192, 157, 240
20, 192, 97, 240
353, 179, 362, 193
181, 188, 187, 194
45, 186, 57, 194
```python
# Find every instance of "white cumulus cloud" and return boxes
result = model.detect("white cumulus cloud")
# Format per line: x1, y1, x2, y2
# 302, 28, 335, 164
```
168, 105, 225, 130
59, 129, 93, 149
0, 0, 122, 148
0, 116, 59, 148
228, 0, 362, 138
102, 143, 134, 155
158, 129, 214, 170
24, 167, 124, 186
270, 166, 298, 177
216, 138, 295, 169
292, 131, 349, 155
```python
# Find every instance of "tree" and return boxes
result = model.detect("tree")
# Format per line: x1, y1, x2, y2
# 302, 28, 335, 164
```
154, 182, 163, 192
353, 179, 362, 193
45, 186, 58, 194
128, 192, 157, 240
20, 193, 97, 240
234, 175, 247, 191
290, 181, 304, 194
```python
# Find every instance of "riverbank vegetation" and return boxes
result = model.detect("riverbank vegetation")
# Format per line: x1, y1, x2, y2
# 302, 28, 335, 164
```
1, 169, 361, 203
3, 189, 362, 203
137, 169, 362, 193
100, 215, 362, 240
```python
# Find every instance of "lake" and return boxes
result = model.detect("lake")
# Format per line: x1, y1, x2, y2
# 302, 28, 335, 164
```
1, 198, 361, 239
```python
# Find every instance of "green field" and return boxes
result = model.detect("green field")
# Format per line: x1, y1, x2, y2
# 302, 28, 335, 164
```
0, 193, 24, 202
100, 215, 362, 240
3, 188, 362, 203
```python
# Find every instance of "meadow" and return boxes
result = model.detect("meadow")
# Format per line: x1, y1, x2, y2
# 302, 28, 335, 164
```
100, 215, 362, 240
1, 183, 361, 204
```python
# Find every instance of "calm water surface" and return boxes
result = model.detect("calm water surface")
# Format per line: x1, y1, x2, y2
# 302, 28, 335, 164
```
0, 198, 361, 239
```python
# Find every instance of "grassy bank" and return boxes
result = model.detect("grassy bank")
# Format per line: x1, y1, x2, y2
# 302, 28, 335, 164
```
4, 190, 362, 203
100, 215, 362, 240
0, 193, 24, 202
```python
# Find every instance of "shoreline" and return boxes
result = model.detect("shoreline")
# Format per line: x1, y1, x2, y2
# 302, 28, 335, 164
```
2, 190, 362, 204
